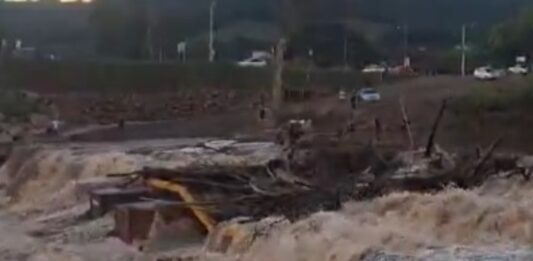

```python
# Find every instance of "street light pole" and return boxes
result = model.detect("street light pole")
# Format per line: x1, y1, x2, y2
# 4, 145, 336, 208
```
403, 24, 409, 59
397, 24, 409, 64
208, 0, 217, 63
307, 49, 314, 82
461, 24, 467, 77
343, 31, 348, 70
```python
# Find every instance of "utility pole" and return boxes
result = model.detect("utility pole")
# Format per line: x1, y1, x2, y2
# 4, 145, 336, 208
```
145, 1, 156, 61
146, 27, 155, 60
208, 0, 217, 63
272, 38, 286, 113
343, 29, 348, 71
461, 24, 467, 77
306, 49, 313, 83
402, 24, 409, 60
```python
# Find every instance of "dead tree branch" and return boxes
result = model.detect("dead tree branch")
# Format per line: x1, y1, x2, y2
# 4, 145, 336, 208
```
469, 137, 503, 179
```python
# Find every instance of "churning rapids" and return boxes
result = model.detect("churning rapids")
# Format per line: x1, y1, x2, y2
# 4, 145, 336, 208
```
0, 139, 532, 260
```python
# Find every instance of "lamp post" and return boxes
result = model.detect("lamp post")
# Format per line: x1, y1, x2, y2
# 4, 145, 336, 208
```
461, 24, 467, 77
208, 0, 217, 63
397, 24, 409, 60
460, 23, 476, 77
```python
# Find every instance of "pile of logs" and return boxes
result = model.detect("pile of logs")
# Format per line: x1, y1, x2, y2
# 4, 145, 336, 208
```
107, 134, 528, 227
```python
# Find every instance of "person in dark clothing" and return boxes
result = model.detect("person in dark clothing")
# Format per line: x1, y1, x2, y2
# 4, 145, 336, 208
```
117, 119, 125, 129
350, 95, 357, 111
258, 107, 266, 120
374, 117, 382, 142
12, 134, 21, 142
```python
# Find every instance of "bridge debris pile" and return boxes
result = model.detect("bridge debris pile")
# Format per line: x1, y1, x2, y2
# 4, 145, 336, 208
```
88, 130, 533, 253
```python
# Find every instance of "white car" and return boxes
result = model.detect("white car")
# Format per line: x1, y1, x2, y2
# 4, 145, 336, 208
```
237, 57, 268, 68
474, 66, 504, 80
508, 64, 528, 75
362, 64, 386, 74
356, 88, 381, 102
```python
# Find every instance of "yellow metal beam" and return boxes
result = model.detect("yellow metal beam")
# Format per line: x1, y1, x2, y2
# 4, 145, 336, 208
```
147, 179, 216, 233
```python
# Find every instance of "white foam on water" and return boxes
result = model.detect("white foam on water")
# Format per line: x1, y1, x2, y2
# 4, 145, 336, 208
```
214, 177, 533, 261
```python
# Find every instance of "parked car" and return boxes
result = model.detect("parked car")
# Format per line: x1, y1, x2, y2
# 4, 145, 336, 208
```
237, 57, 268, 67
474, 66, 504, 80
355, 88, 381, 102
508, 64, 529, 75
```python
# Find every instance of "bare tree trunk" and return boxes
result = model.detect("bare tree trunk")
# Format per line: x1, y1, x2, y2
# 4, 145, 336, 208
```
272, 38, 286, 114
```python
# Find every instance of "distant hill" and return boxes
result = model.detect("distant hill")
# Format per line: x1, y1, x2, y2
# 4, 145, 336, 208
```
0, 0, 530, 61
354, 0, 530, 30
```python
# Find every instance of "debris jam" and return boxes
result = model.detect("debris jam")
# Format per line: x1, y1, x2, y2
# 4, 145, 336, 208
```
1, 130, 533, 260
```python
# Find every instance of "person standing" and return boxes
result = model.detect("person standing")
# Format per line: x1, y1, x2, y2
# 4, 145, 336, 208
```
350, 93, 358, 111
374, 117, 382, 142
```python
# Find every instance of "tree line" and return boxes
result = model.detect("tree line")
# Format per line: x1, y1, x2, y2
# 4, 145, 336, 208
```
1, 0, 532, 68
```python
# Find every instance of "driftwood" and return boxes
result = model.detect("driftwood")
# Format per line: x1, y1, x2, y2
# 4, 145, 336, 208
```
425, 100, 447, 158
104, 129, 515, 224
374, 138, 505, 197
471, 137, 503, 177
399, 97, 414, 149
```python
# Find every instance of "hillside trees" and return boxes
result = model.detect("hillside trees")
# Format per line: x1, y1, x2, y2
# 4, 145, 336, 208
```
489, 7, 533, 63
